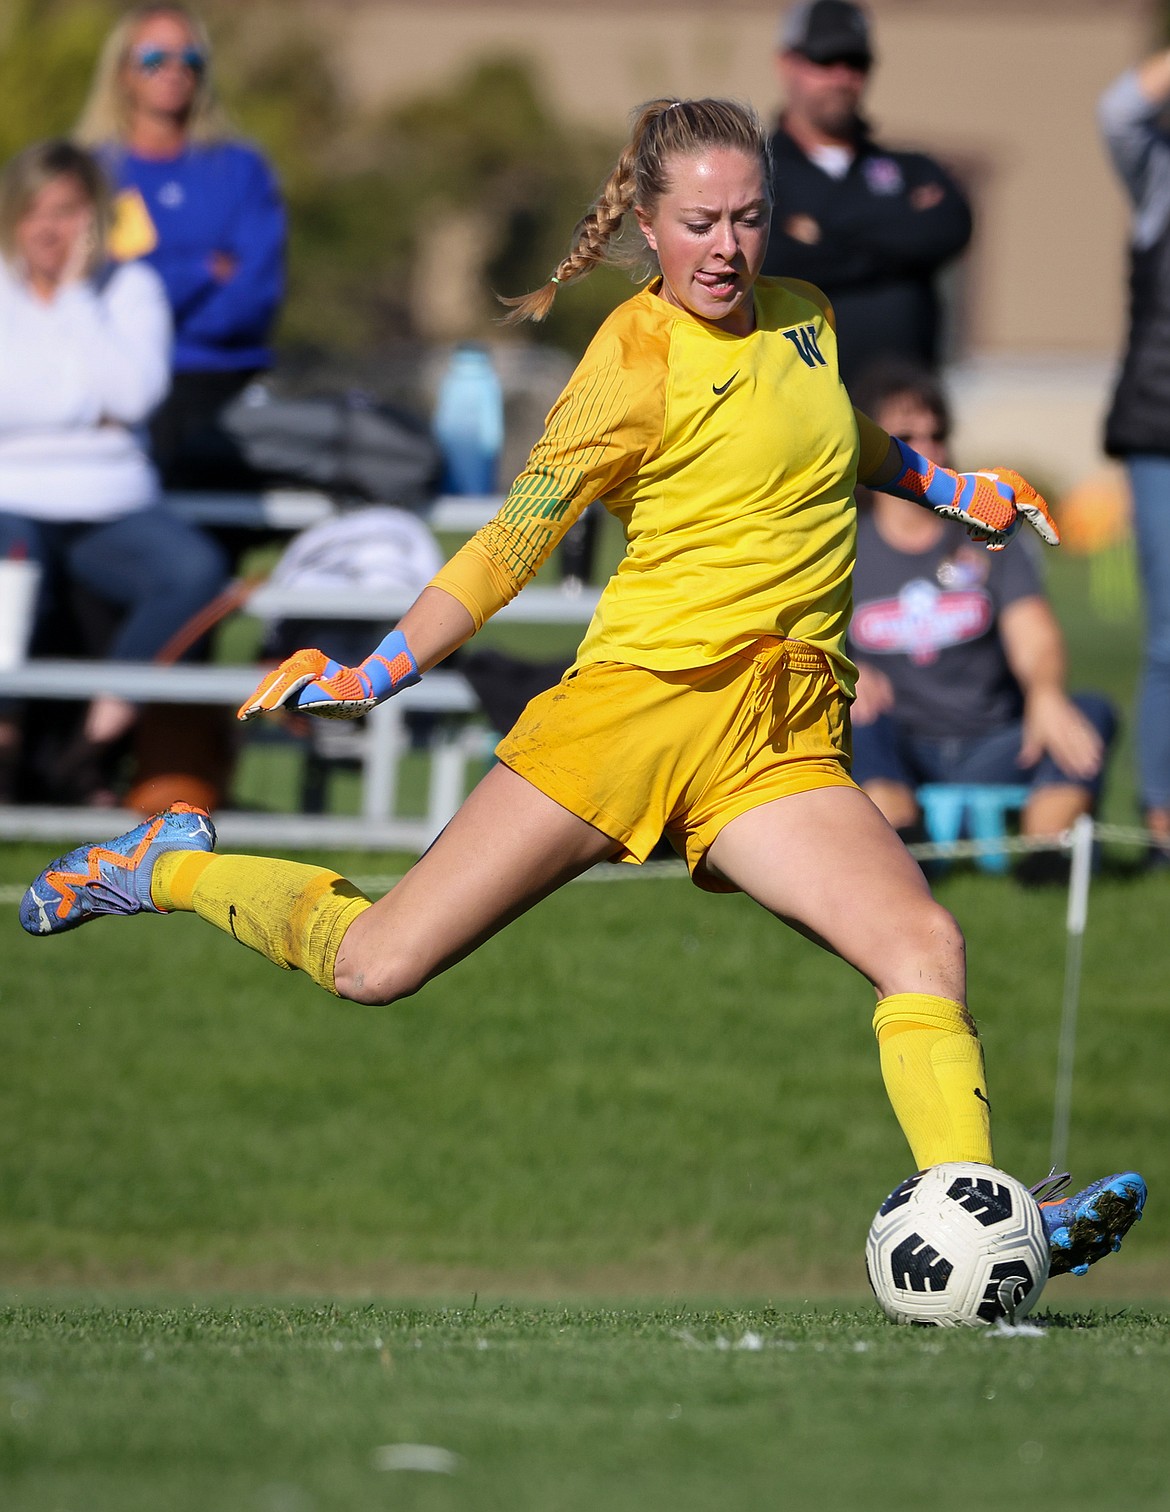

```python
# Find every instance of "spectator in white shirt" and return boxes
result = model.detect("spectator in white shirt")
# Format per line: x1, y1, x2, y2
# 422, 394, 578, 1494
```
0, 139, 227, 803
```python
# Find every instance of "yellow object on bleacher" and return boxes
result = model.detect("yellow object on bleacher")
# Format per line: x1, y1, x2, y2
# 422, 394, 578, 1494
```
107, 187, 158, 261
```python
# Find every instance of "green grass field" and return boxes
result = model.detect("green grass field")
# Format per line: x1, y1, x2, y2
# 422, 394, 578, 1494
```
2, 855, 1169, 1508
2, 549, 1168, 1509
3, 1301, 1169, 1512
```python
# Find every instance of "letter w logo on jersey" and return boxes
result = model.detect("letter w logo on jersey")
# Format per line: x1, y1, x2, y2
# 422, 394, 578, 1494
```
781, 323, 827, 369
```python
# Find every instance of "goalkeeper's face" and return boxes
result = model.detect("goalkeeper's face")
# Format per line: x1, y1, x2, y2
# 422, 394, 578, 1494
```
636, 148, 771, 339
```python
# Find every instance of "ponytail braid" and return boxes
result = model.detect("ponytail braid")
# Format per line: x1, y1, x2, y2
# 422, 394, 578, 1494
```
499, 96, 769, 325
498, 142, 638, 325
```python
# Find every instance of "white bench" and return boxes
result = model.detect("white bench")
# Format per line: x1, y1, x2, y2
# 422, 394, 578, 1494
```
245, 581, 600, 625
0, 659, 489, 850
164, 489, 504, 536
168, 488, 603, 625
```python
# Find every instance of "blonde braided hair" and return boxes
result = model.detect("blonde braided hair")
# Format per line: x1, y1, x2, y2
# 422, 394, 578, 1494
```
499, 96, 770, 325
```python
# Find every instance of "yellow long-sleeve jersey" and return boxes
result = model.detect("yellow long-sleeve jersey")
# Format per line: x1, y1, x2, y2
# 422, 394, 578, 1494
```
431, 276, 891, 697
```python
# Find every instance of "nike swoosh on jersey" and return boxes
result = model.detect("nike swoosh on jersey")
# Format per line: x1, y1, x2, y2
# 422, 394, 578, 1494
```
712, 373, 739, 396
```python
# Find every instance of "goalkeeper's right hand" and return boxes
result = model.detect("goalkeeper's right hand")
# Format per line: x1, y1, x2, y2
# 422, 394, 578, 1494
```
237, 630, 421, 722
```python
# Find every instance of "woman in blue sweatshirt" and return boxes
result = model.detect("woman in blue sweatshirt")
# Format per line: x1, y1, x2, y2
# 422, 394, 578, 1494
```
74, 3, 286, 486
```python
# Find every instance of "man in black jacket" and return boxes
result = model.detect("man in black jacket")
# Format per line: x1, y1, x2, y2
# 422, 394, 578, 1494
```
763, 0, 972, 387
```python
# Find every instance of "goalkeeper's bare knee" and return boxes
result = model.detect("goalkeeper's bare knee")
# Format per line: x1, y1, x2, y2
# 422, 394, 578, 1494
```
873, 898, 966, 1000
333, 938, 431, 1006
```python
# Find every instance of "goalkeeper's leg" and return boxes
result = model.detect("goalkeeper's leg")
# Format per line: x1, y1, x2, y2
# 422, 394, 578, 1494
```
704, 784, 992, 1169
327, 763, 619, 1001
22, 765, 619, 999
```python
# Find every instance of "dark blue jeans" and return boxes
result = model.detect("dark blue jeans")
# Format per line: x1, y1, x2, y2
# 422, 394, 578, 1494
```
1126, 456, 1170, 812
851, 693, 1118, 800
0, 506, 228, 663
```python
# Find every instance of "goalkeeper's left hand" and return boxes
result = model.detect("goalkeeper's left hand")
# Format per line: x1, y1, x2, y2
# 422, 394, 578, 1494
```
237, 630, 421, 722
885, 439, 1060, 551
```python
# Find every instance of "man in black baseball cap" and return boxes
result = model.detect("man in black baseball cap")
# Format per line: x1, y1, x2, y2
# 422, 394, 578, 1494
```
779, 0, 873, 69
763, 1, 971, 387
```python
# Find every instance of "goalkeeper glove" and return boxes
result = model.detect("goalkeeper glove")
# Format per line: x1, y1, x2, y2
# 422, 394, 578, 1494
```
885, 438, 1060, 551
237, 629, 421, 722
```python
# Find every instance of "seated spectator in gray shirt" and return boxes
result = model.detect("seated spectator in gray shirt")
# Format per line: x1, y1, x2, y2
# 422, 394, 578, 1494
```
847, 363, 1116, 873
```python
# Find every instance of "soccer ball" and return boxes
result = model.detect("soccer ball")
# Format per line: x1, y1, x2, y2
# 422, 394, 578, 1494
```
866, 1163, 1050, 1328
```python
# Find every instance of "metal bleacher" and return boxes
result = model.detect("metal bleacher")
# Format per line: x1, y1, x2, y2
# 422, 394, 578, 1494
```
0, 490, 598, 851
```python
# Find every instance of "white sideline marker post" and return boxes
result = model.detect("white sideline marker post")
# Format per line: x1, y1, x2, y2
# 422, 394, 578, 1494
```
1049, 814, 1096, 1173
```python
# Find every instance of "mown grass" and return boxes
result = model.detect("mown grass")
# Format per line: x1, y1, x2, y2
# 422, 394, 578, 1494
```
2, 1301, 1168, 1512
1, 546, 1166, 1510
2, 850, 1167, 1296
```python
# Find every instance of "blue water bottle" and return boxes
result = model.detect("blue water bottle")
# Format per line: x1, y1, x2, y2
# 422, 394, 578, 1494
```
432, 344, 504, 495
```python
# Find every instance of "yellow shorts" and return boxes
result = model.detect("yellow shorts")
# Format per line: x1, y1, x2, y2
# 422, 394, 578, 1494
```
496, 636, 858, 891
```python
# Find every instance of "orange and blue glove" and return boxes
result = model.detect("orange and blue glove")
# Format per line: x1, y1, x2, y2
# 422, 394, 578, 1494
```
886, 438, 1060, 551
237, 629, 420, 722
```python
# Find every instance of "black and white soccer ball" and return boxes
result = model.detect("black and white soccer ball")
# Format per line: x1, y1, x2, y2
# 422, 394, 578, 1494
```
866, 1163, 1050, 1327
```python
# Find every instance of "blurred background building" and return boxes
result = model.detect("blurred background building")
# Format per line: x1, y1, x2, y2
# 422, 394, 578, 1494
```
307, 0, 1156, 498
0, 0, 1161, 493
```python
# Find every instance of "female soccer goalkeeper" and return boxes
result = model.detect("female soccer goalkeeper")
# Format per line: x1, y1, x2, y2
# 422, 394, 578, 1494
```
22, 98, 1144, 1280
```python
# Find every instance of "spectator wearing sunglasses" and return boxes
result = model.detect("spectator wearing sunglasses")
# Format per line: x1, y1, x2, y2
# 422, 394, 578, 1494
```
847, 363, 1117, 878
74, 3, 286, 488
762, 2, 972, 388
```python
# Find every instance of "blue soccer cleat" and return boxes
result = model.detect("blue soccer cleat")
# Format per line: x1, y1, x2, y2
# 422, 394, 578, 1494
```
19, 803, 216, 937
1031, 1170, 1148, 1278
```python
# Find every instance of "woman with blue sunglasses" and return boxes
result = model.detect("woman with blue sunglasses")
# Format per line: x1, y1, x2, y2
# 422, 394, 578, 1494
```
74, 4, 287, 488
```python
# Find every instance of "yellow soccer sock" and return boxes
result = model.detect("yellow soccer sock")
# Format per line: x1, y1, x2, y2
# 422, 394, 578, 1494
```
872, 993, 994, 1169
151, 851, 371, 995
153, 851, 215, 911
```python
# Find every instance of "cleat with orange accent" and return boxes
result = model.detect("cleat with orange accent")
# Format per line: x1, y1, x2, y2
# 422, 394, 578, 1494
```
19, 803, 216, 937
1032, 1170, 1147, 1278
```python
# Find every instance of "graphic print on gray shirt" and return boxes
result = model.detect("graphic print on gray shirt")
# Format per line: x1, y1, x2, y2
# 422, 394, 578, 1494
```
848, 515, 1042, 739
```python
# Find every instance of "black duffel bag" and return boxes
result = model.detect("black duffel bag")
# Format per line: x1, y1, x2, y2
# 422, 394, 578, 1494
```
218, 383, 442, 508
